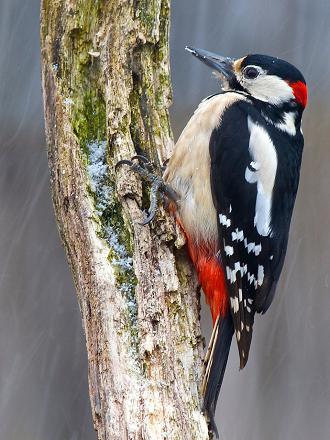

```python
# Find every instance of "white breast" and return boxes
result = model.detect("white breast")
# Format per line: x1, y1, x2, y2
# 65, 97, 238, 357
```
164, 92, 247, 246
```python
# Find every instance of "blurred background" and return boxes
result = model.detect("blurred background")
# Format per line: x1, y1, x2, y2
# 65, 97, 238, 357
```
0, 0, 329, 439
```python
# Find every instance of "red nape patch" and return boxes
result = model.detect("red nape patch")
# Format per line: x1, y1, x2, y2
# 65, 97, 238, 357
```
290, 81, 308, 108
186, 238, 229, 325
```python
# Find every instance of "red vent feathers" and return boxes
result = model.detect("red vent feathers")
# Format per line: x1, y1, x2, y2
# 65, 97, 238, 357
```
185, 237, 229, 324
170, 206, 229, 325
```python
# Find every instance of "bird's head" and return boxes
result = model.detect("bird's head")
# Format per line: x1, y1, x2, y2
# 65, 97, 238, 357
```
186, 47, 307, 111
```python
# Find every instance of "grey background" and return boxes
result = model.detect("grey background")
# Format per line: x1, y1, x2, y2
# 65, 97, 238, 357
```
0, 0, 329, 439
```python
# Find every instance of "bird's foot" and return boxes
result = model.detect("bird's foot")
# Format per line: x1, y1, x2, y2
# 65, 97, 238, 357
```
115, 155, 178, 225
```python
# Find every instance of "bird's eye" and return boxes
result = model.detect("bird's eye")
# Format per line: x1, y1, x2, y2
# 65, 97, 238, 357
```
243, 66, 259, 79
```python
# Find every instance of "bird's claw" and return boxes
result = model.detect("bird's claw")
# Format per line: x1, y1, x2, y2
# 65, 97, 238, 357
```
136, 178, 162, 225
116, 155, 177, 225
114, 159, 135, 170
116, 155, 158, 185
130, 155, 155, 173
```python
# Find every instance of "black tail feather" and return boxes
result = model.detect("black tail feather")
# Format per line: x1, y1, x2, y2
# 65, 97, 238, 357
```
202, 313, 234, 437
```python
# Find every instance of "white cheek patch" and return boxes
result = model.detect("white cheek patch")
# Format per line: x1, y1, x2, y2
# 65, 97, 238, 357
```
246, 117, 278, 237
241, 74, 294, 105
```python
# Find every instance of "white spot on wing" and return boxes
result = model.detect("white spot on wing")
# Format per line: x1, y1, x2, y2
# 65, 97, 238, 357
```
232, 297, 239, 313
227, 262, 248, 283
238, 288, 243, 302
232, 228, 244, 242
225, 245, 234, 256
234, 262, 241, 273
258, 265, 265, 285
247, 242, 255, 253
254, 243, 262, 256
244, 238, 262, 255
219, 213, 231, 228
247, 272, 255, 285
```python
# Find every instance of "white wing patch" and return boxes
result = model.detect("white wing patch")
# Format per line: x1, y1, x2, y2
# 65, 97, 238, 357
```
246, 117, 278, 237
245, 161, 259, 183
243, 238, 262, 256
225, 245, 234, 256
258, 265, 265, 285
219, 213, 231, 227
232, 228, 244, 242
255, 192, 272, 236
226, 262, 248, 283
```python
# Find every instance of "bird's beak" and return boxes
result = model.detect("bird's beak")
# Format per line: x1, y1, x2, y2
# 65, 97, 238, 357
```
185, 46, 235, 80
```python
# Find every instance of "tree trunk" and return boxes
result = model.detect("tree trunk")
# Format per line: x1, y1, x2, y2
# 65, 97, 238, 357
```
40, 1, 209, 439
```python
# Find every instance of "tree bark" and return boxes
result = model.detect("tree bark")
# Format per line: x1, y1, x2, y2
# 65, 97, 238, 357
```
40, 1, 209, 439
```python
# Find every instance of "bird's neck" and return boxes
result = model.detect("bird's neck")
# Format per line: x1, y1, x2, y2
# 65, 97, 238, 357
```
258, 100, 302, 137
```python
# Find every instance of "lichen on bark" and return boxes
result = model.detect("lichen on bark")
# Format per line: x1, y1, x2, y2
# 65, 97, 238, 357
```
41, 1, 210, 439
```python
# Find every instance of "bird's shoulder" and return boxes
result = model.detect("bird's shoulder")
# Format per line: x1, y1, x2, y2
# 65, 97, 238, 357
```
175, 91, 251, 149
195, 90, 250, 117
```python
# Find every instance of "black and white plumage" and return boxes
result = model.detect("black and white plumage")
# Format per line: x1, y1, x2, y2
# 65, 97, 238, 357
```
163, 47, 307, 433
210, 96, 304, 369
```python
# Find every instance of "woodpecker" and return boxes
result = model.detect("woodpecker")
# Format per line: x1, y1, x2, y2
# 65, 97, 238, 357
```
117, 47, 307, 437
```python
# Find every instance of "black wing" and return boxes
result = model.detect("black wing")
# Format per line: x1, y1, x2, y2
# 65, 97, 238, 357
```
210, 100, 303, 368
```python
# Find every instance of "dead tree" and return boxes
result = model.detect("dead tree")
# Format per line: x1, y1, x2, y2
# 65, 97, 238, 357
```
41, 1, 209, 439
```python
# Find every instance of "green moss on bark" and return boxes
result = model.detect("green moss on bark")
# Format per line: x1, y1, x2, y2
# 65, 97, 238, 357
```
44, 1, 139, 333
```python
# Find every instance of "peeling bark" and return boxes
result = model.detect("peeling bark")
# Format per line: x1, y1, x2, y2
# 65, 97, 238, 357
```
40, 1, 209, 439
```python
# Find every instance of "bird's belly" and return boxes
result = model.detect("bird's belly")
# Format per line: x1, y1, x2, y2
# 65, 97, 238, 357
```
170, 172, 218, 247
163, 92, 247, 321
164, 92, 246, 246
167, 181, 228, 322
